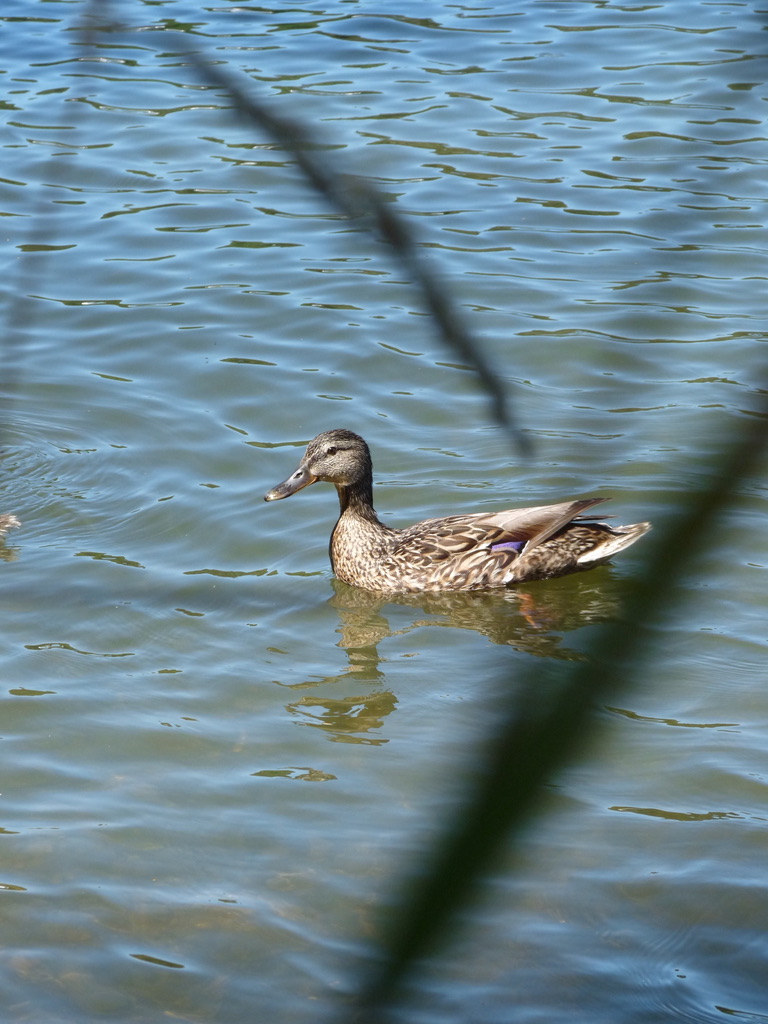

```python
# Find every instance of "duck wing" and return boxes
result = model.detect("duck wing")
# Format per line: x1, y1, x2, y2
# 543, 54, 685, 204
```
399, 498, 606, 560
480, 498, 607, 551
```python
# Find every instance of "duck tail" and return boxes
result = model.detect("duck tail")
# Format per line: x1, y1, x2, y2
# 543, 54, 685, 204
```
577, 520, 651, 567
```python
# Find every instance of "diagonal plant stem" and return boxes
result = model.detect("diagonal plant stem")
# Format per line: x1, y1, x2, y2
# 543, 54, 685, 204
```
182, 53, 528, 454
346, 400, 768, 1021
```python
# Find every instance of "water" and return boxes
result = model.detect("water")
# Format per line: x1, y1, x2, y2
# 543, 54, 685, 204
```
2, 1, 767, 1021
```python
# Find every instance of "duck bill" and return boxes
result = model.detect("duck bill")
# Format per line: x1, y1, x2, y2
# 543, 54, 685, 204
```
264, 464, 317, 502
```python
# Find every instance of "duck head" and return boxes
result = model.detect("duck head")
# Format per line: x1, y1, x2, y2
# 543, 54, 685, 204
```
264, 429, 372, 501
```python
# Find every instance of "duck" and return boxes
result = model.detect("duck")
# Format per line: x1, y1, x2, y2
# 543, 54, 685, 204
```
264, 429, 651, 593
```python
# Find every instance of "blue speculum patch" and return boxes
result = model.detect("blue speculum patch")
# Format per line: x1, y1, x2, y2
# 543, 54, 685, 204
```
491, 539, 526, 553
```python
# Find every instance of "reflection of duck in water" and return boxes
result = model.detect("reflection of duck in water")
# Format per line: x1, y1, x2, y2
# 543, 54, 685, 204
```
275, 572, 629, 746
329, 576, 624, 661
265, 430, 650, 593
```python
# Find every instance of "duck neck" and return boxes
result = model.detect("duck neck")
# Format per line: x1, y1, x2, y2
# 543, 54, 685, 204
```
336, 480, 379, 522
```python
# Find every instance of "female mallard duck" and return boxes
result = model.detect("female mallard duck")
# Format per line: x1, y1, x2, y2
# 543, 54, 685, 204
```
264, 429, 650, 593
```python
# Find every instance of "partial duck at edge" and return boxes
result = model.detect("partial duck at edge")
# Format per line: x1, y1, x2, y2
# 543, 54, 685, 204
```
0, 514, 19, 538
264, 429, 650, 593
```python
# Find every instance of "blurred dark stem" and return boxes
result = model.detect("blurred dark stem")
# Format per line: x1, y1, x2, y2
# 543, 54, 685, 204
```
181, 53, 528, 454
83, 2, 527, 440
3, 168, 59, 436
346, 403, 767, 1022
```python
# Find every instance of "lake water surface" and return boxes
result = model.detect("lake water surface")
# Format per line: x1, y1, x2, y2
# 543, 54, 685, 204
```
2, 2, 767, 1022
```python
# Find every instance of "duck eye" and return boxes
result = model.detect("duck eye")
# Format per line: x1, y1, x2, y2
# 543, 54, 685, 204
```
325, 446, 338, 456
